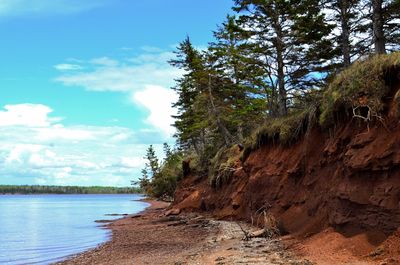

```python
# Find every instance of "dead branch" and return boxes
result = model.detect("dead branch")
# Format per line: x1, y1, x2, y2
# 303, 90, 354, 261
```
236, 222, 251, 241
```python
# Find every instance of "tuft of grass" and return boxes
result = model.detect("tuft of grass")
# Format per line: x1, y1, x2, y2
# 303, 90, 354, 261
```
319, 52, 400, 127
242, 104, 318, 161
209, 145, 243, 189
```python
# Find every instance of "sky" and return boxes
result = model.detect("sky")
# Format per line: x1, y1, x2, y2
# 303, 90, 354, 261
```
0, 0, 233, 187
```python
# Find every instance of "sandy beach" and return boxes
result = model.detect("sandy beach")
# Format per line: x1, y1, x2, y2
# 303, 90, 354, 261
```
56, 200, 386, 265
57, 200, 316, 265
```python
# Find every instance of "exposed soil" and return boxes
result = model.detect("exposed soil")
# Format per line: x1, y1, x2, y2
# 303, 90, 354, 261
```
172, 82, 400, 264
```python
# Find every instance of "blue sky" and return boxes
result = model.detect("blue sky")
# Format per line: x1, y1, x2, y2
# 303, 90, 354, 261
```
0, 0, 233, 186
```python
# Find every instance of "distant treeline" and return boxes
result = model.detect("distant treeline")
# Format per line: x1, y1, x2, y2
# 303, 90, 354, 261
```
0, 185, 141, 195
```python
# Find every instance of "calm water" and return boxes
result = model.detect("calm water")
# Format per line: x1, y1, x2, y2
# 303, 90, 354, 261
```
0, 194, 149, 265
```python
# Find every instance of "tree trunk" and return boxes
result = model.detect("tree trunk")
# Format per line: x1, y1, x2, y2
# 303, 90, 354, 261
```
237, 124, 244, 143
276, 31, 287, 116
339, 0, 351, 67
372, 0, 386, 54
208, 75, 233, 146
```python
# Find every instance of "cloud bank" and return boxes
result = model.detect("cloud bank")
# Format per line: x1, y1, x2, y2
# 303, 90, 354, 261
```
55, 48, 182, 137
0, 103, 165, 186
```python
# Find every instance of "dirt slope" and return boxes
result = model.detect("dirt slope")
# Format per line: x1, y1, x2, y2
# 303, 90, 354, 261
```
173, 80, 400, 264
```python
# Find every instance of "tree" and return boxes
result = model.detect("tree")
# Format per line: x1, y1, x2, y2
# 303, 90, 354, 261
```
372, 0, 386, 53
170, 36, 236, 150
169, 37, 208, 154
322, 0, 365, 67
145, 145, 159, 177
208, 15, 267, 141
369, 0, 400, 53
136, 144, 183, 198
234, 0, 335, 116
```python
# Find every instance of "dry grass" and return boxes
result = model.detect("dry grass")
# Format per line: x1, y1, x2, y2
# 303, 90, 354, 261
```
209, 145, 243, 189
242, 104, 318, 161
319, 52, 400, 127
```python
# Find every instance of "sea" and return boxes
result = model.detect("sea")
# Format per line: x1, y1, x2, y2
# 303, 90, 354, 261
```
0, 194, 149, 264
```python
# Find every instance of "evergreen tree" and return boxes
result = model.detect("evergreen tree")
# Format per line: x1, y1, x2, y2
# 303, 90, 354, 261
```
169, 37, 209, 153
234, 0, 335, 116
208, 15, 267, 141
368, 0, 400, 53
322, 0, 366, 68
145, 145, 159, 177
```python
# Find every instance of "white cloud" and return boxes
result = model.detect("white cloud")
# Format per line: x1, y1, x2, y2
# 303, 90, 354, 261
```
0, 104, 61, 127
55, 52, 182, 93
34, 125, 95, 141
119, 157, 145, 168
133, 85, 178, 136
90, 57, 119, 67
54, 64, 83, 71
0, 103, 166, 186
55, 48, 184, 135
140, 46, 164, 53
0, 0, 109, 17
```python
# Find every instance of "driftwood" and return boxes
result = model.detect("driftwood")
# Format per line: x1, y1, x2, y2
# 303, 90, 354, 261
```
237, 204, 280, 241
249, 228, 268, 238
237, 223, 269, 240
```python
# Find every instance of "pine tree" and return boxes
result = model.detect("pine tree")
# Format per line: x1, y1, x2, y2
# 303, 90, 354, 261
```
208, 15, 267, 141
234, 0, 335, 116
322, 0, 366, 68
145, 145, 159, 177
369, 0, 400, 53
169, 37, 208, 153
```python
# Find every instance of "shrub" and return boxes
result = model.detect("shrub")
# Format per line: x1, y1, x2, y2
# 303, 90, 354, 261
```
209, 145, 243, 189
319, 53, 400, 127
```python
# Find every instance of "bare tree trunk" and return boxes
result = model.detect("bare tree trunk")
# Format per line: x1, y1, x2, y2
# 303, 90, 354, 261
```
208, 75, 233, 146
339, 0, 351, 67
372, 0, 386, 54
276, 27, 287, 116
237, 124, 244, 143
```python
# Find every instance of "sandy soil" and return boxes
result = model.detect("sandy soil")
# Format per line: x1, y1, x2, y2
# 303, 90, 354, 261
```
57, 200, 389, 265
56, 201, 315, 265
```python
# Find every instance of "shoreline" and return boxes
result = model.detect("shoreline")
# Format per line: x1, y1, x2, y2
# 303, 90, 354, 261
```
55, 198, 167, 265
55, 199, 381, 265
56, 200, 312, 265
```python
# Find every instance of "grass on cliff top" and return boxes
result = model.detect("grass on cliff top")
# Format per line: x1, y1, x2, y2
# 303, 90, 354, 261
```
243, 53, 400, 158
320, 52, 400, 127
209, 145, 242, 189
242, 103, 318, 161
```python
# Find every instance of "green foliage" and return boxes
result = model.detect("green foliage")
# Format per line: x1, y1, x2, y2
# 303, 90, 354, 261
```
234, 0, 335, 116
0, 185, 140, 194
319, 53, 400, 127
243, 104, 318, 160
209, 145, 243, 189
166, 1, 400, 192
136, 144, 183, 199
151, 146, 183, 198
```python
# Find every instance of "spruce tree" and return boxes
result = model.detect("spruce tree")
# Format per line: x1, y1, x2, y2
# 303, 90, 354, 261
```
234, 0, 335, 116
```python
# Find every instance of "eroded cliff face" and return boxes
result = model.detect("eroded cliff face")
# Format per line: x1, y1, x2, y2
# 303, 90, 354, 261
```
173, 83, 400, 244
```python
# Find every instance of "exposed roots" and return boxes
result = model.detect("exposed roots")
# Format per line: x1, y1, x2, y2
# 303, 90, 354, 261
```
237, 204, 280, 241
352, 105, 390, 133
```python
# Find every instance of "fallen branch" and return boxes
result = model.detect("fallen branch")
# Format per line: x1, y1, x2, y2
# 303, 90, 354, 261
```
249, 228, 268, 238
236, 222, 251, 241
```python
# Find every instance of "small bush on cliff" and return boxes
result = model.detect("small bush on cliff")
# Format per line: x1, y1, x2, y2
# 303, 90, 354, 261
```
134, 144, 183, 199
209, 145, 243, 189
320, 53, 400, 127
